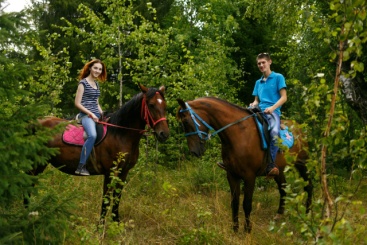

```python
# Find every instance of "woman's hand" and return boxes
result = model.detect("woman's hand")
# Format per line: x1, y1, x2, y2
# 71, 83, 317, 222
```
89, 113, 99, 122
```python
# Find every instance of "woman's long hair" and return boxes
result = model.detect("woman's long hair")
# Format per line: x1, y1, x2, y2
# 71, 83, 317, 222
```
78, 59, 107, 82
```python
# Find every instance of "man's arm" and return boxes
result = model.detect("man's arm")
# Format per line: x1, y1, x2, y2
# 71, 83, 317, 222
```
264, 88, 287, 114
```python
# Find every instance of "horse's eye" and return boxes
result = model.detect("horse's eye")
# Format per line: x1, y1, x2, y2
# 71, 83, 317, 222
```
182, 120, 190, 129
180, 123, 185, 131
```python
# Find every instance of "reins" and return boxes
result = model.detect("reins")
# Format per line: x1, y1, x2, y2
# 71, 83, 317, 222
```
96, 92, 167, 134
96, 120, 147, 134
180, 102, 256, 141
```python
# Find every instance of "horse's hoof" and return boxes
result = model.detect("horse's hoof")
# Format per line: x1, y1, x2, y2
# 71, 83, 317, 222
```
244, 223, 252, 233
232, 225, 239, 233
273, 213, 283, 220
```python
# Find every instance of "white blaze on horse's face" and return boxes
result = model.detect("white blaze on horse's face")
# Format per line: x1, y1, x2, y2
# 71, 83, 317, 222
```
157, 98, 163, 104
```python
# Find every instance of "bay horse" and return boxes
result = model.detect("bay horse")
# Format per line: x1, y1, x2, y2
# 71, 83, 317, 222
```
176, 97, 312, 233
28, 84, 169, 222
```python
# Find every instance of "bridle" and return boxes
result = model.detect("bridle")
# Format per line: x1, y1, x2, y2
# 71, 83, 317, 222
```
179, 102, 256, 141
179, 102, 214, 140
141, 92, 167, 128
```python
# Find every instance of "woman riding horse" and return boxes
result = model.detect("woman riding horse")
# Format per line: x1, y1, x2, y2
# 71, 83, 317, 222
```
28, 84, 169, 222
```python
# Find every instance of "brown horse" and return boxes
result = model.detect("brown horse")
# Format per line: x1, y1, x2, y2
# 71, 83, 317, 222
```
28, 84, 169, 222
177, 97, 312, 233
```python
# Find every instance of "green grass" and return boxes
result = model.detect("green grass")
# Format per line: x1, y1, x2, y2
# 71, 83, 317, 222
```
5, 159, 367, 244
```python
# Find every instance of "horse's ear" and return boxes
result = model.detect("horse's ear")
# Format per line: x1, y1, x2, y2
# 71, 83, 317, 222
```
159, 85, 165, 95
138, 83, 148, 93
176, 98, 186, 109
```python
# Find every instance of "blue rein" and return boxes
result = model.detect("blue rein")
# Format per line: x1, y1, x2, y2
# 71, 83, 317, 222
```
180, 102, 256, 141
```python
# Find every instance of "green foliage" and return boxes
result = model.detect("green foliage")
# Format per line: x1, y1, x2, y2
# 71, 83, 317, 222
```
178, 226, 220, 245
97, 152, 127, 243
27, 33, 72, 116
0, 168, 76, 244
0, 3, 76, 243
58, 0, 241, 111
2, 0, 367, 243
189, 144, 227, 194
269, 0, 367, 243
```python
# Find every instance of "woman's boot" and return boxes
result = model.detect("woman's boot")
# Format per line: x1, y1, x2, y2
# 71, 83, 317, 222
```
75, 164, 90, 176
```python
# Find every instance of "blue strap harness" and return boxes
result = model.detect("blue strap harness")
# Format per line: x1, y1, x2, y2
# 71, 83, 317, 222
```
180, 102, 294, 150
180, 102, 257, 141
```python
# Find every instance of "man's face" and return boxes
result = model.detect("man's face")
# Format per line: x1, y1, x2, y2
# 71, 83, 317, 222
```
257, 58, 272, 73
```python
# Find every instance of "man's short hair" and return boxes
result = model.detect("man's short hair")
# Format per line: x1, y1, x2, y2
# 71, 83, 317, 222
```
257, 52, 271, 60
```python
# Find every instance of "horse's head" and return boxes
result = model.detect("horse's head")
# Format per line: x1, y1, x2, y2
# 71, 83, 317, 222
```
176, 98, 207, 157
139, 83, 169, 142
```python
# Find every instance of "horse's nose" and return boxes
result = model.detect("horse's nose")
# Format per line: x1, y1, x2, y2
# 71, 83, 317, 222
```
158, 131, 169, 142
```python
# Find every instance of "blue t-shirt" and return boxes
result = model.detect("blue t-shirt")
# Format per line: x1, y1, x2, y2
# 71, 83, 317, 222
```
252, 71, 286, 116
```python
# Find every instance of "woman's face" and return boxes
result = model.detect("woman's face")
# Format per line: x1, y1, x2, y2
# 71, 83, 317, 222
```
90, 63, 103, 78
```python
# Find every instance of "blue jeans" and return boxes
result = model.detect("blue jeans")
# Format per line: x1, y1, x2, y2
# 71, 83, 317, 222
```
79, 114, 97, 165
264, 112, 280, 163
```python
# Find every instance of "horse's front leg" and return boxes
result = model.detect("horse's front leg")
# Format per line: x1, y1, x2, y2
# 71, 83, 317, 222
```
243, 176, 256, 233
274, 170, 287, 216
101, 173, 111, 222
101, 172, 126, 223
111, 175, 125, 222
227, 172, 241, 232
101, 173, 119, 223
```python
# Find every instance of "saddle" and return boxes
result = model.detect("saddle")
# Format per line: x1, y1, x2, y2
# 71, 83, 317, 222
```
62, 122, 107, 146
248, 106, 270, 150
247, 106, 294, 151
247, 106, 295, 176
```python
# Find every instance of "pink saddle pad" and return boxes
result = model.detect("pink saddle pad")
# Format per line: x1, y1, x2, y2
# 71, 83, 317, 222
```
62, 124, 107, 146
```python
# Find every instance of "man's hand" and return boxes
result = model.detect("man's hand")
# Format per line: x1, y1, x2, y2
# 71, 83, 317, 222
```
264, 107, 274, 114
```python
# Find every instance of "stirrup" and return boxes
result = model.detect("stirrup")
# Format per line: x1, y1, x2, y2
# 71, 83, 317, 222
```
266, 167, 279, 179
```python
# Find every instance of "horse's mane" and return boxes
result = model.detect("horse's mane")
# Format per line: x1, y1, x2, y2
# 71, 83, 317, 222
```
200, 97, 252, 113
109, 87, 165, 133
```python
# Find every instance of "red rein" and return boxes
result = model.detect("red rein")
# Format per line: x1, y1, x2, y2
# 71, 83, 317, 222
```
95, 92, 166, 133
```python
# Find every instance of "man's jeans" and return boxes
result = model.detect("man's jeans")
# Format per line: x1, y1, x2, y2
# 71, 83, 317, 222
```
80, 115, 97, 164
264, 112, 280, 163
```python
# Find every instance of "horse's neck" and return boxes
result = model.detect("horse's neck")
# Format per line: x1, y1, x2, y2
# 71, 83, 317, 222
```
109, 102, 146, 134
201, 105, 249, 130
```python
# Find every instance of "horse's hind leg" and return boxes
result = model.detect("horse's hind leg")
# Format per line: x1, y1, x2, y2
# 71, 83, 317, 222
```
295, 161, 313, 213
243, 176, 255, 233
226, 172, 241, 232
274, 170, 287, 216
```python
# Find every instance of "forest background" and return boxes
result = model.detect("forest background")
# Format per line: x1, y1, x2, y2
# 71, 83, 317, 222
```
1, 0, 367, 244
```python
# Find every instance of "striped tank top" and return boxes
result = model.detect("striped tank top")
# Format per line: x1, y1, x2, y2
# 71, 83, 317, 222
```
79, 79, 101, 118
